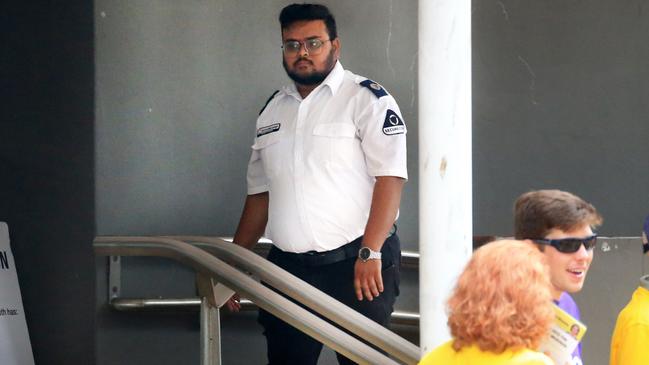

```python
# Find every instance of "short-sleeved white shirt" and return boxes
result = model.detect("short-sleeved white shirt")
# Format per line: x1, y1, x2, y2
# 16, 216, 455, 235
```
247, 61, 407, 253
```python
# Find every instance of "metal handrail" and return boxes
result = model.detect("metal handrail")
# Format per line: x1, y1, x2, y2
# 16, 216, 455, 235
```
171, 235, 420, 364
95, 236, 419, 364
109, 297, 420, 326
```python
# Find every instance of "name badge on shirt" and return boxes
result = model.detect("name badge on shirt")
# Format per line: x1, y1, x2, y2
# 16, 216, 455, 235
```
382, 110, 405, 135
257, 123, 281, 137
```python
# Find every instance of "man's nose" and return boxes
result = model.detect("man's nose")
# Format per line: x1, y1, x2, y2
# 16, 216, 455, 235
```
573, 243, 591, 259
299, 44, 309, 56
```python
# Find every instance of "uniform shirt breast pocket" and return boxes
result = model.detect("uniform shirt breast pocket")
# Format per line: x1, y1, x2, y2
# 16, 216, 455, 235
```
311, 122, 360, 168
251, 130, 284, 177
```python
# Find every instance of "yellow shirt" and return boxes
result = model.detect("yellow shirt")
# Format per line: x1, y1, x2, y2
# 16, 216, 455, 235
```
419, 340, 554, 365
610, 286, 649, 365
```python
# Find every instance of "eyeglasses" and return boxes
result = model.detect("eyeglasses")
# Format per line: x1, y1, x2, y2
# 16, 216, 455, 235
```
281, 38, 330, 56
533, 234, 598, 253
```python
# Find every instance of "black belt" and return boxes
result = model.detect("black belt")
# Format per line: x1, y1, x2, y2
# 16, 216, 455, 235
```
271, 225, 397, 267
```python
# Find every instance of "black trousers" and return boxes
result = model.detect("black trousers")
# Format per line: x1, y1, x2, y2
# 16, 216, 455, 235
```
258, 233, 401, 365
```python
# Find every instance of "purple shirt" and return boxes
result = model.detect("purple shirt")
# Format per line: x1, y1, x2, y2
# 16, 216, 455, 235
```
555, 292, 583, 364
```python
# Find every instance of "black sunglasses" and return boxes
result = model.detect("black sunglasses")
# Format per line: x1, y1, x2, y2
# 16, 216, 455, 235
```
533, 234, 598, 253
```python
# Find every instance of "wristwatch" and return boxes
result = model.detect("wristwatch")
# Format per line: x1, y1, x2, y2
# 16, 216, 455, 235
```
358, 246, 382, 262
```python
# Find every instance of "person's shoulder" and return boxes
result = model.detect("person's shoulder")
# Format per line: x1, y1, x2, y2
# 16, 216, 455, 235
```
259, 85, 298, 116
357, 78, 389, 99
556, 292, 581, 317
619, 287, 649, 324
562, 292, 577, 303
258, 90, 281, 116
418, 341, 454, 365
512, 349, 554, 365
461, 346, 549, 365
343, 70, 393, 100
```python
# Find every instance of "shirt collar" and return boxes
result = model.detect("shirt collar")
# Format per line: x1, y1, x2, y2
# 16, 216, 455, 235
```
321, 61, 344, 95
283, 61, 345, 99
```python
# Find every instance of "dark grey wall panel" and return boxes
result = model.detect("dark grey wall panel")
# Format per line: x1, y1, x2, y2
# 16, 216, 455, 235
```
2, 2, 95, 363
473, 1, 649, 236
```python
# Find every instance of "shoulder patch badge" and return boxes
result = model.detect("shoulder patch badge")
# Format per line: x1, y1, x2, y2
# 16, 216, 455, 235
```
382, 110, 405, 135
257, 123, 281, 137
259, 90, 280, 115
360, 79, 387, 98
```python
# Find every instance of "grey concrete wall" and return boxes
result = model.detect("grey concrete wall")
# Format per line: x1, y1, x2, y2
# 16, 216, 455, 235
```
473, 1, 649, 236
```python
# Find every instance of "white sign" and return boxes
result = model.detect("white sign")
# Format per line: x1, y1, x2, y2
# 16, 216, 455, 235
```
0, 222, 35, 365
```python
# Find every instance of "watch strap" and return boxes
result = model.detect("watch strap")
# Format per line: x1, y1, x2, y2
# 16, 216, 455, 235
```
358, 246, 382, 262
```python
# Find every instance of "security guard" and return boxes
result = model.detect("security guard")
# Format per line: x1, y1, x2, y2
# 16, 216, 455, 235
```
229, 4, 407, 365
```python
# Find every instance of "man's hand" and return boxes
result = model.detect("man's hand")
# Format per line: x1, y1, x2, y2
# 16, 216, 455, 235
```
225, 293, 242, 312
354, 259, 383, 301
227, 193, 269, 313
354, 176, 403, 301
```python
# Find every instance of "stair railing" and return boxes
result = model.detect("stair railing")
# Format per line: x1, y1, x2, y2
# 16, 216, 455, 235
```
95, 236, 420, 365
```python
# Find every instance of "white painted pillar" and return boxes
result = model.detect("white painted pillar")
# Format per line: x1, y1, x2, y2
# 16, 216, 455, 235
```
418, 0, 473, 356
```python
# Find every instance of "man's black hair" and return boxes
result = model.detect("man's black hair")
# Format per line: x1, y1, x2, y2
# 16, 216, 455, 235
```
279, 3, 337, 40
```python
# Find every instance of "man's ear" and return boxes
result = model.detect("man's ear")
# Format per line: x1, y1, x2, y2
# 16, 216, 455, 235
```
332, 38, 341, 59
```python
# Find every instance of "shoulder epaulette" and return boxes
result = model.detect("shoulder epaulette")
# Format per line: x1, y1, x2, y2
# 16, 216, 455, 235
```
259, 90, 280, 115
359, 79, 387, 98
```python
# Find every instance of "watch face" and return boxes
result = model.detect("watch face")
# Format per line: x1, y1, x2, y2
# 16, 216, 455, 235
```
359, 247, 370, 260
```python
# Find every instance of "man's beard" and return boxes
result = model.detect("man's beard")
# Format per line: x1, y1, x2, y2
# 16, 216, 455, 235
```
283, 49, 336, 86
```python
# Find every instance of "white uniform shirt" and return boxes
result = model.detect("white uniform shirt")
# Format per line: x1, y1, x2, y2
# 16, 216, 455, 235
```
247, 61, 407, 253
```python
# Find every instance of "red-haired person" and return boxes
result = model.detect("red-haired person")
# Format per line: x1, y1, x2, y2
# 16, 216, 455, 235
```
419, 240, 554, 365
